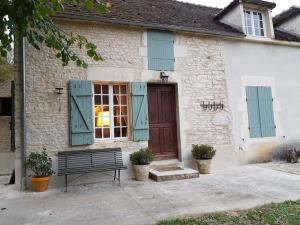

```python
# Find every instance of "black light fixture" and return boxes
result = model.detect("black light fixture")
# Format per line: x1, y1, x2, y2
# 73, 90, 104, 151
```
55, 87, 64, 112
160, 71, 169, 83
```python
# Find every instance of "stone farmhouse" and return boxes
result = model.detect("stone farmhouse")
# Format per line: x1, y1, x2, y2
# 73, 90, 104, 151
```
1, 0, 300, 189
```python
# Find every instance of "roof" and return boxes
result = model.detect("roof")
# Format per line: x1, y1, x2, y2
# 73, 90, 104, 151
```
59, 0, 244, 37
216, 0, 276, 20
57, 0, 300, 43
273, 6, 300, 26
274, 29, 300, 42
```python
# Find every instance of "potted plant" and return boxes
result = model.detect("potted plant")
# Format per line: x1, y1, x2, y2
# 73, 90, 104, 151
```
25, 149, 55, 192
130, 148, 154, 181
192, 144, 216, 174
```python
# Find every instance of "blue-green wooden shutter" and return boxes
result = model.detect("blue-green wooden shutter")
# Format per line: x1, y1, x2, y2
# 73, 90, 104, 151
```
246, 86, 262, 138
258, 87, 276, 137
69, 80, 94, 145
148, 30, 174, 71
131, 82, 149, 141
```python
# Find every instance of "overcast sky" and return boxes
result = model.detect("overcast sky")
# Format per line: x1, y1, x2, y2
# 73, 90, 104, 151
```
181, 0, 300, 16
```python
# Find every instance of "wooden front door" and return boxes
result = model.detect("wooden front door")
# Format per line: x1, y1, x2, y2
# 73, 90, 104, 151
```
148, 84, 178, 160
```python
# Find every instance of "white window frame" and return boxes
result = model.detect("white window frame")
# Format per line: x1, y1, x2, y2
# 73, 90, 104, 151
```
93, 83, 130, 141
244, 10, 266, 37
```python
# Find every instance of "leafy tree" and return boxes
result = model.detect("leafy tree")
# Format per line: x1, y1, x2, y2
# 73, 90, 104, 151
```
0, 0, 109, 68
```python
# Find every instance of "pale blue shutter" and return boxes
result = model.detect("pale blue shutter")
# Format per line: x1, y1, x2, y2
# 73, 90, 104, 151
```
258, 87, 276, 137
69, 80, 94, 145
246, 86, 262, 138
131, 82, 149, 141
148, 31, 174, 71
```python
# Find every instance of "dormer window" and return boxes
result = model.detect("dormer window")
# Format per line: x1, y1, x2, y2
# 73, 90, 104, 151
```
244, 10, 265, 37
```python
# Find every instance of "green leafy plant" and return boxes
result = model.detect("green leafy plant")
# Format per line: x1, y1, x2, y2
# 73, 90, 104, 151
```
25, 148, 55, 178
130, 148, 154, 165
192, 144, 216, 160
1, 0, 109, 68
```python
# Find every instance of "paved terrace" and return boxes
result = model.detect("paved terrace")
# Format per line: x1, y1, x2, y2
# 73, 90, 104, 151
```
1, 163, 300, 225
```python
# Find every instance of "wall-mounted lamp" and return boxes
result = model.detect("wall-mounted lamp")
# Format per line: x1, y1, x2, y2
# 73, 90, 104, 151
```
55, 87, 64, 112
160, 72, 169, 83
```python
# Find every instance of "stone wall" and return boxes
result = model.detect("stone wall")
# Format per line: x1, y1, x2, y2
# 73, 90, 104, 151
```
15, 20, 233, 187
0, 79, 12, 153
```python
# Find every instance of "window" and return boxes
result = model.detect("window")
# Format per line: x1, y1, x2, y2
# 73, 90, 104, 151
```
246, 86, 276, 138
94, 84, 129, 140
0, 97, 12, 116
244, 10, 265, 37
147, 30, 174, 71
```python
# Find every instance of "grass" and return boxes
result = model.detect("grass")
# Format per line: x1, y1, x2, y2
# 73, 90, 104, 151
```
157, 200, 300, 225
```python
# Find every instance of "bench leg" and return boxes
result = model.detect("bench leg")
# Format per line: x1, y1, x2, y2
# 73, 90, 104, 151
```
118, 170, 121, 186
114, 170, 117, 181
65, 175, 68, 192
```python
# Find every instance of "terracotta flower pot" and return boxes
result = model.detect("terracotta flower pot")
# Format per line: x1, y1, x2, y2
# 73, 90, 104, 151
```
31, 177, 50, 192
133, 165, 150, 181
196, 159, 212, 174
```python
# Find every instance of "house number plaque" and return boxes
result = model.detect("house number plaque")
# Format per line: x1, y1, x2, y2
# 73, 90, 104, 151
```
200, 101, 224, 111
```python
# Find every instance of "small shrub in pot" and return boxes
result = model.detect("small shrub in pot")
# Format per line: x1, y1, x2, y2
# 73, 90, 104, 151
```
25, 149, 55, 192
130, 148, 154, 181
192, 144, 216, 174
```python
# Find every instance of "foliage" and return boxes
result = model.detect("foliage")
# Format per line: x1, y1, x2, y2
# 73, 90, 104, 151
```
0, 0, 109, 68
0, 58, 13, 81
191, 144, 216, 160
25, 149, 55, 178
130, 148, 154, 165
157, 200, 300, 225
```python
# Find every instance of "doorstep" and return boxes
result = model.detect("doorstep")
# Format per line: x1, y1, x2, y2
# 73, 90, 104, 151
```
149, 163, 199, 182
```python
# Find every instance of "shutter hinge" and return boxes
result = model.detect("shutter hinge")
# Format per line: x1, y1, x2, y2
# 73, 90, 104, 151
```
274, 125, 277, 129
174, 58, 175, 62
246, 98, 248, 102
248, 127, 250, 130
272, 98, 274, 102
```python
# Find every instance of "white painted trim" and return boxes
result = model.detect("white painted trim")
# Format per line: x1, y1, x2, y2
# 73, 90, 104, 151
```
243, 9, 266, 37
239, 76, 284, 144
92, 83, 130, 140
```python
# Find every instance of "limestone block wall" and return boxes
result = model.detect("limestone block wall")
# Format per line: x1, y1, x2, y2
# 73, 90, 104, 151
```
0, 79, 12, 153
14, 19, 234, 187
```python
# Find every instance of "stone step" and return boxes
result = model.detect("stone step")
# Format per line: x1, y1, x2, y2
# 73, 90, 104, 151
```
149, 165, 199, 182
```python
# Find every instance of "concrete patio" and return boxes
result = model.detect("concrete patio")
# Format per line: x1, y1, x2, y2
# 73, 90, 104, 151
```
1, 163, 300, 225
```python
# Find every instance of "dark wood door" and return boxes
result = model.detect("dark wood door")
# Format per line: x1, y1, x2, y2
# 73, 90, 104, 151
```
148, 84, 178, 160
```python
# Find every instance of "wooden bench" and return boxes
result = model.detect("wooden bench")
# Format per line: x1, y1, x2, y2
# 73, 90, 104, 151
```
58, 148, 127, 191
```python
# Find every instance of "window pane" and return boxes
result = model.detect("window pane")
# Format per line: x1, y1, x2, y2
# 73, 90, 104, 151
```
121, 116, 128, 126
255, 28, 260, 36
114, 116, 121, 126
121, 106, 127, 116
103, 128, 110, 138
103, 95, 109, 105
122, 127, 128, 137
102, 85, 109, 94
247, 27, 252, 35
113, 85, 119, 94
94, 83, 129, 139
114, 128, 121, 138
94, 96, 101, 105
120, 85, 127, 94
95, 128, 102, 138
113, 95, 121, 105
121, 95, 127, 105
94, 85, 101, 94
114, 106, 121, 115
254, 19, 259, 28
260, 21, 264, 29
261, 29, 264, 36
